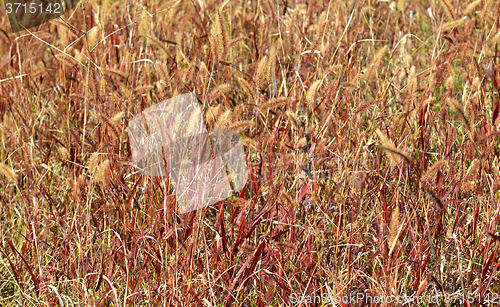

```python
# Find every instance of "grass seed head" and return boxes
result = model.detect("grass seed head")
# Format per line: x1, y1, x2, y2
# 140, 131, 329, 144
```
95, 159, 111, 187
59, 147, 70, 160
364, 45, 387, 84
306, 80, 322, 105
255, 55, 268, 88
464, 0, 481, 15
439, 0, 456, 20
388, 205, 400, 251
88, 153, 101, 173
0, 163, 16, 182
375, 129, 410, 166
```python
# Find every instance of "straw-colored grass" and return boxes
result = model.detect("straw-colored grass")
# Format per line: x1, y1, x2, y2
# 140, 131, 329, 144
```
1, 0, 500, 306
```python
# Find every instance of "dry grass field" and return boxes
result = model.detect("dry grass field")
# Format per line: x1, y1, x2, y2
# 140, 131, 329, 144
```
1, 0, 500, 305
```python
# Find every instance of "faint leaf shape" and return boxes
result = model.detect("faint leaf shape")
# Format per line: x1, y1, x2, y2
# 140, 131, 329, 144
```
127, 92, 248, 213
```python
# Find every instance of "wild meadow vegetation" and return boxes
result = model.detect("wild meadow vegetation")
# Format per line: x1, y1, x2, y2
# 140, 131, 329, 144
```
1, 0, 500, 305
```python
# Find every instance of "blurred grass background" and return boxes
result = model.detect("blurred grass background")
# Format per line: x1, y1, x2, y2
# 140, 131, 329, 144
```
0, 0, 500, 305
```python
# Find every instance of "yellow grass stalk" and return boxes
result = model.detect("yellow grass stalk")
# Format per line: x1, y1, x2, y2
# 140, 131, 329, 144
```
89, 69, 100, 101
87, 152, 101, 173
205, 105, 222, 126
87, 25, 101, 51
230, 103, 245, 122
496, 2, 500, 34
214, 110, 232, 129
280, 191, 294, 206
260, 97, 290, 110
59, 147, 70, 160
423, 159, 445, 182
267, 46, 277, 84
427, 188, 444, 212
442, 18, 466, 32
405, 66, 417, 112
119, 83, 132, 99
408, 66, 417, 95
313, 11, 327, 50
265, 0, 276, 21
216, 11, 229, 57
375, 129, 410, 166
286, 110, 298, 129
143, 35, 171, 58
482, 0, 494, 21
227, 120, 253, 131
99, 73, 107, 96
237, 76, 255, 100
364, 46, 387, 83
448, 98, 473, 139
439, 0, 455, 20
0, 163, 16, 182
197, 62, 209, 92
355, 99, 377, 114
306, 80, 322, 105
208, 83, 231, 101
241, 136, 258, 150
388, 205, 400, 256
55, 53, 79, 66
462, 81, 469, 105
209, 11, 228, 62
477, 130, 500, 144
186, 107, 201, 135
95, 159, 111, 186
110, 112, 124, 126
466, 158, 480, 179
103, 68, 128, 80
76, 174, 86, 196
139, 11, 151, 37
464, 0, 481, 15
255, 55, 268, 88
133, 85, 155, 94
100, 113, 121, 138
228, 36, 244, 51
209, 31, 219, 64
155, 62, 170, 82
